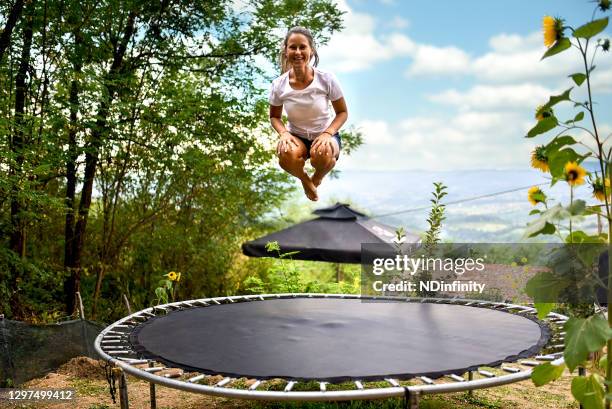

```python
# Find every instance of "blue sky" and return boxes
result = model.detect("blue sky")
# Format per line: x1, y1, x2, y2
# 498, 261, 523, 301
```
313, 0, 612, 171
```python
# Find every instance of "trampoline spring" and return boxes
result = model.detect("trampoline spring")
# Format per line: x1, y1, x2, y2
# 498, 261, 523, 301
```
102, 340, 124, 344
502, 366, 521, 373
535, 355, 558, 361
188, 374, 207, 383
319, 382, 327, 391
216, 377, 232, 387
117, 358, 148, 364
551, 344, 564, 350
249, 380, 261, 390
258, 296, 265, 301
108, 351, 135, 356
447, 374, 465, 382
284, 381, 296, 392
144, 367, 165, 373
354, 381, 364, 390
385, 378, 400, 387
478, 370, 495, 378
419, 376, 434, 385
520, 360, 541, 367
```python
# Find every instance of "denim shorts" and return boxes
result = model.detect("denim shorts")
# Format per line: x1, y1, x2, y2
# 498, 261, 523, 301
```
297, 132, 342, 160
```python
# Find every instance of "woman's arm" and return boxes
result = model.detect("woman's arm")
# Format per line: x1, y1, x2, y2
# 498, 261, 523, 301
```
270, 104, 297, 154
322, 97, 348, 136
312, 97, 348, 155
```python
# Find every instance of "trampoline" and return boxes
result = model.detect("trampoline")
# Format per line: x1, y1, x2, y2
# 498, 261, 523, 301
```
95, 294, 567, 408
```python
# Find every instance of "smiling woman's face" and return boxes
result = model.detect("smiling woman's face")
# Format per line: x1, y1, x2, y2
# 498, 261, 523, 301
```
285, 33, 312, 69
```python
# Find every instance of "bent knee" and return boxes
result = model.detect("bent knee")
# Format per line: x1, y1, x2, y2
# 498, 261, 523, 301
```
310, 151, 336, 168
279, 148, 306, 166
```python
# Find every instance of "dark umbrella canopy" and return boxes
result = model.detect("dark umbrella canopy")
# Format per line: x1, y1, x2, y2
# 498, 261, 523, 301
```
242, 203, 420, 263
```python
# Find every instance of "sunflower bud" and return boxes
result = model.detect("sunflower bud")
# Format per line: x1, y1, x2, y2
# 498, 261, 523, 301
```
528, 186, 547, 206
599, 0, 611, 11
603, 39, 610, 52
530, 145, 549, 172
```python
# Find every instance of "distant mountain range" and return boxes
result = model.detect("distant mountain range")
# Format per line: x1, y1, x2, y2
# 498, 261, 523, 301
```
309, 168, 601, 242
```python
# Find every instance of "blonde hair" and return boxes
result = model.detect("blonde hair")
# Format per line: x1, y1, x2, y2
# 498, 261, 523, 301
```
279, 26, 319, 74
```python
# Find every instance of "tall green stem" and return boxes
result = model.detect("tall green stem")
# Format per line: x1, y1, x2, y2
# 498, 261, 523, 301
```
579, 37, 612, 408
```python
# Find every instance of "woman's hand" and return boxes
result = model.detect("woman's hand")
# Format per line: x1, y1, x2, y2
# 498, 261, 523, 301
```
311, 132, 334, 156
277, 131, 297, 155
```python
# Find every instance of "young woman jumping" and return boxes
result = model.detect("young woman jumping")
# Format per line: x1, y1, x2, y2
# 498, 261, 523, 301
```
269, 27, 348, 201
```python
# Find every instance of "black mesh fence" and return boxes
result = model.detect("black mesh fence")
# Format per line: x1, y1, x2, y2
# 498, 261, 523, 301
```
0, 317, 104, 386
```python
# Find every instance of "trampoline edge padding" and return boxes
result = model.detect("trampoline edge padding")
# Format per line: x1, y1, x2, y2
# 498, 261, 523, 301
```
128, 296, 551, 382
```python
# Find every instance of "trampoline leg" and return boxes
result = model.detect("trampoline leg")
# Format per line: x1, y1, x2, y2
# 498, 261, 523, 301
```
468, 371, 473, 396
408, 391, 420, 409
118, 369, 130, 409
149, 362, 157, 409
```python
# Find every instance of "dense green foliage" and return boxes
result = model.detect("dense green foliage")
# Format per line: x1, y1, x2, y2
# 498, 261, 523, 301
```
0, 0, 354, 322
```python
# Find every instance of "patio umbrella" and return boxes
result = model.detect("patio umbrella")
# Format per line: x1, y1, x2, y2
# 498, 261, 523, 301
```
242, 203, 420, 263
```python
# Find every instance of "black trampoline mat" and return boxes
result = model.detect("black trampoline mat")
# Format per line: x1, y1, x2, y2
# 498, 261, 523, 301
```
129, 298, 550, 382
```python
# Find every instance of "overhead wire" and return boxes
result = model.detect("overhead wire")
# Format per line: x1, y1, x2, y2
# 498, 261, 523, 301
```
371, 182, 549, 219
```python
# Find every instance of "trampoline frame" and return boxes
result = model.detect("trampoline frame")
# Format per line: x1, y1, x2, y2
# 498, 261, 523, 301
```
94, 293, 567, 407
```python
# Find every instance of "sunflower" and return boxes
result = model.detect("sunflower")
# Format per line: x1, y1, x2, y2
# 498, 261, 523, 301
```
564, 162, 587, 186
591, 175, 611, 202
599, 0, 611, 12
542, 16, 563, 48
530, 145, 549, 172
528, 186, 547, 206
535, 105, 554, 121
165, 271, 178, 281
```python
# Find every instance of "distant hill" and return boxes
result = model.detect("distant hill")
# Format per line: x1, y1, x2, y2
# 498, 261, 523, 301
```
308, 169, 599, 242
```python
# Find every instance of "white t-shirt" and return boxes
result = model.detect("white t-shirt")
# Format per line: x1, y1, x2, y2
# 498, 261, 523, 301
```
269, 68, 344, 140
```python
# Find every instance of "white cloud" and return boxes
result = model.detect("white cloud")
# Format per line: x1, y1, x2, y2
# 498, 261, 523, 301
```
405, 45, 471, 76
428, 83, 553, 110
359, 120, 394, 144
388, 16, 409, 30
318, 3, 413, 72
339, 110, 535, 171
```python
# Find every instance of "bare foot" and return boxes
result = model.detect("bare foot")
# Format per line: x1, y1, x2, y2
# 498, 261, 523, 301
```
312, 174, 323, 187
300, 177, 318, 201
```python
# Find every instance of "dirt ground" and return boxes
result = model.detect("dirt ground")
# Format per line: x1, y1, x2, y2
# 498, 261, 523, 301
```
0, 356, 579, 409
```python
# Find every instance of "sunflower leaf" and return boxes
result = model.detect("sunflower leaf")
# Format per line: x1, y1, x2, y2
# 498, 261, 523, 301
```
573, 17, 609, 39
564, 315, 612, 372
532, 362, 566, 386
571, 375, 605, 409
570, 73, 587, 86
546, 87, 574, 108
527, 117, 558, 138
525, 270, 568, 301
547, 148, 580, 178
567, 200, 586, 216
534, 302, 556, 320
542, 37, 572, 60
599, 354, 607, 370
546, 136, 577, 152
529, 209, 541, 215
524, 218, 557, 238
567, 111, 585, 123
